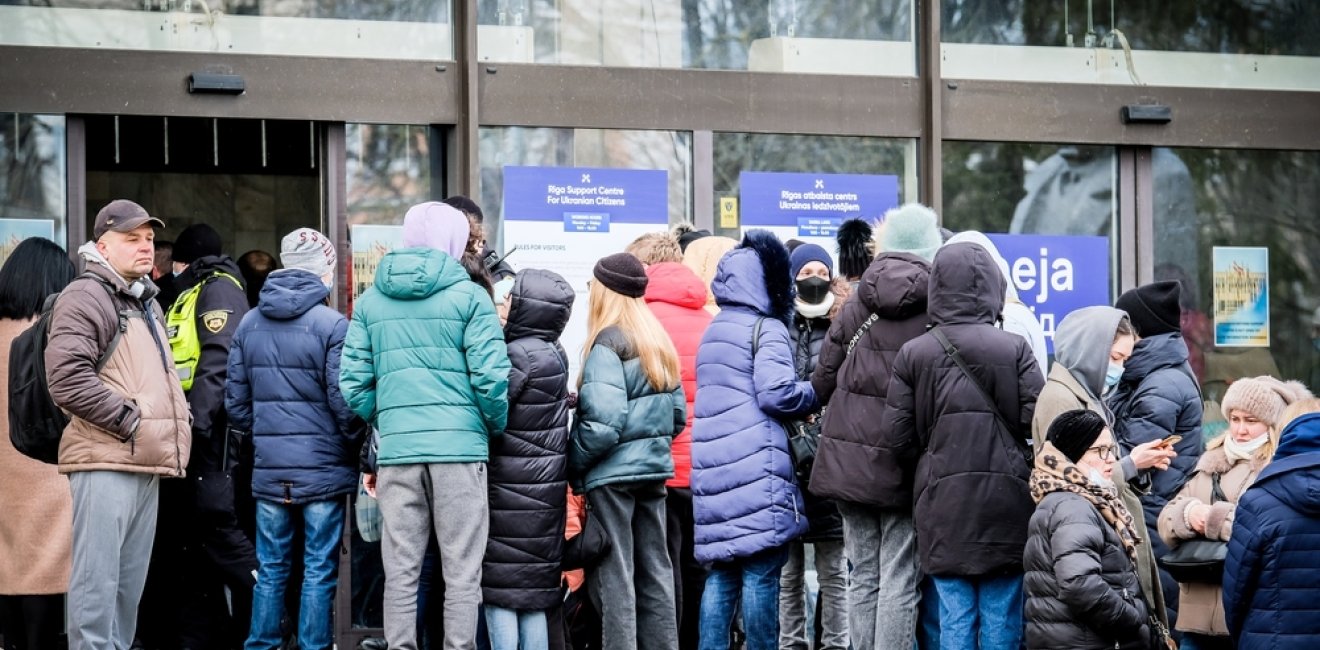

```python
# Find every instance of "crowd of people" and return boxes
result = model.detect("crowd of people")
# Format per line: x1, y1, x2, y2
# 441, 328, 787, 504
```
0, 196, 1318, 650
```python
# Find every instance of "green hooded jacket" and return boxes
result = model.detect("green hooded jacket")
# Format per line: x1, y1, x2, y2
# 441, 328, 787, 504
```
340, 247, 510, 465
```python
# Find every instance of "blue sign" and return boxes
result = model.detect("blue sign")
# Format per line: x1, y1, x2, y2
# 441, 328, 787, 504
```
503, 166, 669, 230
986, 234, 1110, 352
738, 171, 900, 236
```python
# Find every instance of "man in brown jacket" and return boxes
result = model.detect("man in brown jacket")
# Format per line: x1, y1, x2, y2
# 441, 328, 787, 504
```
45, 199, 192, 650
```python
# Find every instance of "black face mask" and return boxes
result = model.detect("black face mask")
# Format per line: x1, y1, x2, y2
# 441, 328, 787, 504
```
796, 276, 831, 305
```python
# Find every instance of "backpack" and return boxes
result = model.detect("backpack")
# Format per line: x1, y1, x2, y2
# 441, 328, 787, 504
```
166, 271, 241, 391
8, 276, 127, 464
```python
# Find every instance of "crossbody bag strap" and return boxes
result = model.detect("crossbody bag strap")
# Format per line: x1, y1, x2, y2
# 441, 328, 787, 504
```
751, 317, 765, 357
930, 326, 1029, 455
845, 313, 879, 357
1209, 472, 1226, 504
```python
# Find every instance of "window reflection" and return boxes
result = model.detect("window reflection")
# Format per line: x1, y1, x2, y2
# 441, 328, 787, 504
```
1153, 148, 1320, 405
0, 114, 66, 259
0, 0, 453, 59
476, 0, 913, 75
940, 0, 1320, 89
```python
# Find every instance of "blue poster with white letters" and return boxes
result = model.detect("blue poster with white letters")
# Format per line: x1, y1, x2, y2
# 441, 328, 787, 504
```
502, 166, 668, 231
738, 171, 900, 237
985, 234, 1110, 353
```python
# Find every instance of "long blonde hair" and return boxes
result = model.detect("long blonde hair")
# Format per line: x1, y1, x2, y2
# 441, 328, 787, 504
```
581, 279, 681, 392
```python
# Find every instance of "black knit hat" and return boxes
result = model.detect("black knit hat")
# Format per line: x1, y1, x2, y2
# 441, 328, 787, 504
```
593, 253, 648, 298
1046, 410, 1108, 463
172, 223, 223, 264
1115, 280, 1181, 337
678, 228, 711, 253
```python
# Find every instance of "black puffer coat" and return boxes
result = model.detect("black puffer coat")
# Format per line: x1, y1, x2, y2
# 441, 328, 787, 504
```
810, 252, 932, 509
1024, 492, 1150, 650
791, 311, 842, 542
482, 269, 574, 610
880, 243, 1044, 576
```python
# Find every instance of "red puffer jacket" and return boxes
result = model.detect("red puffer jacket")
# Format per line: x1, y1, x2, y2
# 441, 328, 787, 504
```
644, 262, 712, 489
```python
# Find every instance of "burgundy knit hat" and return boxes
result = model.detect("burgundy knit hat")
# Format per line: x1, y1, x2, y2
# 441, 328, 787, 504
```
593, 253, 648, 298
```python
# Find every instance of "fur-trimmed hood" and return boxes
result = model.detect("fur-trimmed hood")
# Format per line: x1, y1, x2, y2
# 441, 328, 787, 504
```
711, 229, 795, 325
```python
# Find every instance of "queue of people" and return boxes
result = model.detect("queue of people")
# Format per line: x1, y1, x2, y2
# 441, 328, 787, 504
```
1, 196, 1319, 650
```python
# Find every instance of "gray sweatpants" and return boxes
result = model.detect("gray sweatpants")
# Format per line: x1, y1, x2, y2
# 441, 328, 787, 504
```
378, 462, 489, 650
838, 502, 921, 650
67, 470, 160, 650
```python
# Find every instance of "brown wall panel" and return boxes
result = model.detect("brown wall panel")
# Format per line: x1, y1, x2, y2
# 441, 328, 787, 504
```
477, 63, 924, 138
0, 46, 462, 124
943, 80, 1320, 151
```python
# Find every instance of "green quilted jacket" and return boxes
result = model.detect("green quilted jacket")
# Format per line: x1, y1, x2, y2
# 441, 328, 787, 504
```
569, 326, 685, 492
340, 247, 510, 465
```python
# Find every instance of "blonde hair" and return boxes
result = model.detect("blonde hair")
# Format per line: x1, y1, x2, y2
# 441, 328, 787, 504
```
581, 279, 681, 392
625, 232, 683, 265
1277, 397, 1320, 435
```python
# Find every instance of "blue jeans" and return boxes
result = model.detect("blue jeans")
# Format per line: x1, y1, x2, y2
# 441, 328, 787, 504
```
698, 546, 789, 650
245, 499, 345, 650
1180, 632, 1234, 650
484, 606, 548, 650
929, 574, 1023, 650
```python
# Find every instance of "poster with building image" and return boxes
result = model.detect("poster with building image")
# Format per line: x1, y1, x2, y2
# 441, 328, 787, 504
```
350, 224, 404, 302
0, 218, 57, 268
1213, 246, 1270, 347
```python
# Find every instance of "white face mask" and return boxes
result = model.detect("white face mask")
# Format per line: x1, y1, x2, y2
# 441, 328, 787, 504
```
1088, 467, 1114, 488
1224, 431, 1270, 460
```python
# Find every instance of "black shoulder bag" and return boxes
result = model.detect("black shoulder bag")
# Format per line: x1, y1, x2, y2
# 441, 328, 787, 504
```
1158, 473, 1229, 584
755, 314, 879, 482
929, 327, 1033, 466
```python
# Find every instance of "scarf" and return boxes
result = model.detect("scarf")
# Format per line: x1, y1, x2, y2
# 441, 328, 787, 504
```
1031, 442, 1142, 564
1223, 432, 1270, 462
795, 292, 834, 319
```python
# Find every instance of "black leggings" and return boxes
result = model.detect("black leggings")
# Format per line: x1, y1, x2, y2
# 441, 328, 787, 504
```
0, 594, 64, 650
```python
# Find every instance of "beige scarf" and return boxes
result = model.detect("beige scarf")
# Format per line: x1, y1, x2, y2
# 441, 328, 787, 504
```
1030, 442, 1142, 564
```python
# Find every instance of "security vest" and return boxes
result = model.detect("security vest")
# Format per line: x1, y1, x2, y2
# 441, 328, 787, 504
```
166, 271, 242, 391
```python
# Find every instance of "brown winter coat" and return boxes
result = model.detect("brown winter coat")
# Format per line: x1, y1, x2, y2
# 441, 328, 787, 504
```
45, 262, 191, 476
0, 318, 72, 595
1158, 445, 1267, 636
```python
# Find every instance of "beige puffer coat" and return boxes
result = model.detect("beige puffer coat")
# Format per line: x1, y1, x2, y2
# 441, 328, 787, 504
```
45, 258, 191, 477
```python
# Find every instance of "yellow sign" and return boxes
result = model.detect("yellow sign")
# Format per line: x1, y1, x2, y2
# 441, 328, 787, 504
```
719, 197, 738, 229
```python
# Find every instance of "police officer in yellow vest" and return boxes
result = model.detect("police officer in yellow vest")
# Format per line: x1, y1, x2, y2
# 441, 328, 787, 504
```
144, 222, 258, 649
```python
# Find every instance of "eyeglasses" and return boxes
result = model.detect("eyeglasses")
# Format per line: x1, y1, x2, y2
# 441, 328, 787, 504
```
1086, 445, 1118, 461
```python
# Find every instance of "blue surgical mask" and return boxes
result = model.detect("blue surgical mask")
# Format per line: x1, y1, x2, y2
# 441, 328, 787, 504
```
1104, 362, 1124, 390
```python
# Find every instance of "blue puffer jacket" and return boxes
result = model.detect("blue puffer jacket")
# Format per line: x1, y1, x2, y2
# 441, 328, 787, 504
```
340, 248, 510, 465
568, 325, 686, 493
1224, 412, 1320, 649
226, 270, 358, 503
1106, 333, 1203, 549
692, 230, 816, 565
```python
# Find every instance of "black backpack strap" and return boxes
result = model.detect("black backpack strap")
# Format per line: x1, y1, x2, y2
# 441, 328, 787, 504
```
751, 317, 766, 357
930, 326, 1031, 458
1209, 472, 1226, 504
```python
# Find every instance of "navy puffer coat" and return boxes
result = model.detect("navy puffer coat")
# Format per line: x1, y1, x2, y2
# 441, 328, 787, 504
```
692, 230, 817, 564
1224, 412, 1320, 649
225, 269, 358, 503
483, 269, 574, 610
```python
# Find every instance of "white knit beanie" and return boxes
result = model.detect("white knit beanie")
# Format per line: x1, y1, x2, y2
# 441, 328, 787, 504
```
280, 228, 336, 278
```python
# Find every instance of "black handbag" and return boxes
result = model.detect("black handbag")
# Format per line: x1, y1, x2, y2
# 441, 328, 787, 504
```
562, 500, 611, 571
753, 313, 879, 482
1159, 473, 1229, 584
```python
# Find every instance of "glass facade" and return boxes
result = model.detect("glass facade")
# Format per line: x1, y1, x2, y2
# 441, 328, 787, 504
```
1152, 148, 1320, 407
0, 113, 66, 261
475, 0, 914, 75
0, 0, 453, 60
941, 0, 1320, 90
